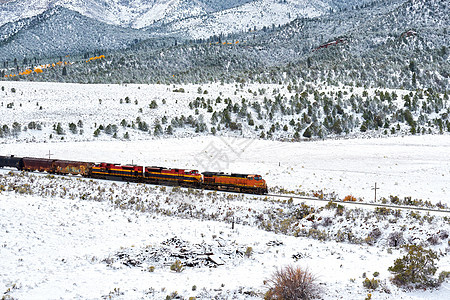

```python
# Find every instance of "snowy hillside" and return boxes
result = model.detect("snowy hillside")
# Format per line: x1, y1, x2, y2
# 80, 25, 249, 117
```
1, 134, 449, 299
146, 0, 329, 39
0, 6, 151, 60
0, 0, 331, 30
2, 0, 446, 93
0, 1, 448, 298
0, 0, 385, 40
1, 79, 449, 145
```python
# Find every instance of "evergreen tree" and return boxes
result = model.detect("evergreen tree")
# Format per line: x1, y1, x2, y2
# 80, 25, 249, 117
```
303, 126, 312, 138
166, 125, 173, 135
388, 245, 439, 289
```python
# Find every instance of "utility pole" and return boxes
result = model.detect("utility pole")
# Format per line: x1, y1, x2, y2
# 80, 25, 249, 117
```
371, 182, 379, 202
47, 150, 54, 159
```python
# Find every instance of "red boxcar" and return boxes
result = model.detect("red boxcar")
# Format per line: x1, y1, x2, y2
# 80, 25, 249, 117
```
22, 157, 54, 172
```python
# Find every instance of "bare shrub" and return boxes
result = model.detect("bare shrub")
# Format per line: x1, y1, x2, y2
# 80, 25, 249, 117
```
321, 217, 333, 227
343, 195, 357, 202
439, 230, 448, 240
265, 265, 321, 299
245, 246, 253, 258
362, 278, 379, 290
170, 260, 184, 273
365, 228, 382, 245
388, 231, 405, 247
369, 228, 382, 239
439, 271, 450, 283
427, 234, 440, 246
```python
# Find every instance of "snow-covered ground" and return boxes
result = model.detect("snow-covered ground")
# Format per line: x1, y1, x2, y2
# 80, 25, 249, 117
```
0, 81, 421, 144
1, 81, 448, 204
0, 81, 449, 299
1, 134, 449, 204
1, 169, 449, 299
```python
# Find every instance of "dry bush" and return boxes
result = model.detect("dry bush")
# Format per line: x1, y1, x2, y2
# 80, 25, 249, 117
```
388, 231, 405, 247
343, 195, 357, 202
245, 246, 253, 258
265, 265, 320, 299
321, 217, 333, 227
362, 278, 379, 290
170, 260, 184, 273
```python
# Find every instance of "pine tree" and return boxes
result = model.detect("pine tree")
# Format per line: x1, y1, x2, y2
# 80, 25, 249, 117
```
55, 123, 64, 135
388, 245, 439, 289
69, 122, 77, 134
303, 127, 312, 138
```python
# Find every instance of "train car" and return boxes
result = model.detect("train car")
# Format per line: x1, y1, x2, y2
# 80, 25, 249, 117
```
90, 163, 143, 181
202, 172, 268, 194
91, 163, 203, 187
2, 154, 269, 195
0, 155, 23, 169
144, 167, 202, 187
22, 157, 54, 172
52, 160, 94, 176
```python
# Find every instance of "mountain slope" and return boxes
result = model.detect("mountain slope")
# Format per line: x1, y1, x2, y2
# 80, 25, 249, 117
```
147, 0, 330, 39
0, 0, 327, 29
0, 5, 151, 60
1, 0, 448, 92
0, 1, 382, 40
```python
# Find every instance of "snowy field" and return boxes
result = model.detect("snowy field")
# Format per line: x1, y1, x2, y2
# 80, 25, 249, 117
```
1, 81, 447, 203
0, 81, 421, 144
1, 135, 449, 299
0, 81, 449, 299
1, 134, 449, 204
1, 166, 449, 299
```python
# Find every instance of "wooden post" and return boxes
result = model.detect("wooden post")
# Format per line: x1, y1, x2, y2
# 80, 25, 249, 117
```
372, 182, 379, 202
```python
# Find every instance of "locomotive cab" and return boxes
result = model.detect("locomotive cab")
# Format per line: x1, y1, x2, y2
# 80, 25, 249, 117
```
247, 174, 268, 194
183, 169, 199, 175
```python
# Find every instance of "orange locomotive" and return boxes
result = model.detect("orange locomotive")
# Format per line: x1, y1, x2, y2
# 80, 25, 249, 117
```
202, 172, 268, 194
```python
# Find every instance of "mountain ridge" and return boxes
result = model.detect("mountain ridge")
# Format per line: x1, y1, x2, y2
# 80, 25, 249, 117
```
0, 5, 152, 60
0, 0, 330, 29
0, 0, 448, 92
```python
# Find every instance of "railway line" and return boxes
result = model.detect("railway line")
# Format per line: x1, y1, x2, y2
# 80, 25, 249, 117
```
2, 165, 448, 217
266, 193, 450, 216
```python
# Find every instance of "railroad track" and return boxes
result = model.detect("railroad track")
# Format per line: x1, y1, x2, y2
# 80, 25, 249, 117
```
2, 168, 449, 215
267, 193, 450, 215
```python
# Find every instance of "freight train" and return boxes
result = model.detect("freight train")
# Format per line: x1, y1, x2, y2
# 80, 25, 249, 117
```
0, 155, 268, 194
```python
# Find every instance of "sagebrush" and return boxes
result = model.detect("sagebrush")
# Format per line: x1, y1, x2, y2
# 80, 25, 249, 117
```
265, 265, 320, 299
